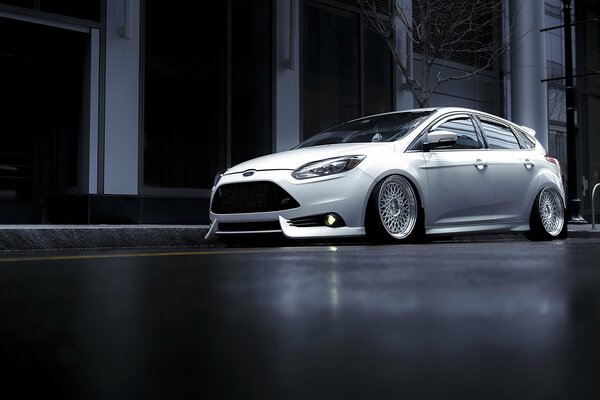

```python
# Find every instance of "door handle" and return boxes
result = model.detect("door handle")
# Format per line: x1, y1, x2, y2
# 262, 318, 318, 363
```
474, 159, 487, 170
523, 159, 535, 169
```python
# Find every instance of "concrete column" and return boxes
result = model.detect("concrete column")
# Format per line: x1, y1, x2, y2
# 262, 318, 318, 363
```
509, 0, 548, 149
275, 0, 301, 151
103, 0, 140, 194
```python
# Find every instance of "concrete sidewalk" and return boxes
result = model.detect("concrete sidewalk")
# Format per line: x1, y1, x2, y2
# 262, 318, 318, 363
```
0, 223, 598, 252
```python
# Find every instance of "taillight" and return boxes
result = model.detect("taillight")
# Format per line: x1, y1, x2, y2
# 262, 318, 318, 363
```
545, 155, 562, 175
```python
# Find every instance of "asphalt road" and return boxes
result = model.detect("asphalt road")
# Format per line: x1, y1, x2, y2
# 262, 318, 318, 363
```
1, 237, 600, 399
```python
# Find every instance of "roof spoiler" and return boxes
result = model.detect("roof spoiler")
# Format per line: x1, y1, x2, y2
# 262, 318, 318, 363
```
520, 125, 536, 137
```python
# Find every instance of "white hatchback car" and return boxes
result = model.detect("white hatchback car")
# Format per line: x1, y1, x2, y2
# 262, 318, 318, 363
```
206, 107, 566, 242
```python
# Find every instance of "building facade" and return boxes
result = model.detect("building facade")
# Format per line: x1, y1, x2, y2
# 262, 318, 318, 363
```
0, 0, 597, 224
574, 0, 600, 219
543, 0, 600, 220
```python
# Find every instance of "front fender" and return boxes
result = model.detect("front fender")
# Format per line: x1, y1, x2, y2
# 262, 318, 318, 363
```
356, 152, 428, 226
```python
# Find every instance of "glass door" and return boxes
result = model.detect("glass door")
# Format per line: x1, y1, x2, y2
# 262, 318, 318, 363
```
0, 16, 88, 223
0, 19, 43, 223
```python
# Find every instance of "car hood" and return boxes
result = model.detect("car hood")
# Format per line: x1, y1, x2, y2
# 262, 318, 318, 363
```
225, 143, 395, 174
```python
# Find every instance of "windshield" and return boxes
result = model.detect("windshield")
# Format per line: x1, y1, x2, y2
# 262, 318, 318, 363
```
295, 111, 434, 149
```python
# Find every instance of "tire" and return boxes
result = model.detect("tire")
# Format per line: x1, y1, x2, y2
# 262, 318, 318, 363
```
366, 175, 424, 243
526, 187, 566, 241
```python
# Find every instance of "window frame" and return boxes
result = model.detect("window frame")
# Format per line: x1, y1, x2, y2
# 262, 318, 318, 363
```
474, 116, 526, 151
408, 113, 485, 152
511, 126, 536, 149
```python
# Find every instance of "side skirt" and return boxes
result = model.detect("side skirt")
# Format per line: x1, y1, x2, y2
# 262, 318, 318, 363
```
426, 221, 530, 236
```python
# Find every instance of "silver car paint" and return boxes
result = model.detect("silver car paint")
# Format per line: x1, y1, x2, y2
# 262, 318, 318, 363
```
206, 108, 566, 240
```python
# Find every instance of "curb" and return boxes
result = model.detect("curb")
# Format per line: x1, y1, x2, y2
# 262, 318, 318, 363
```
567, 228, 600, 239
0, 226, 210, 252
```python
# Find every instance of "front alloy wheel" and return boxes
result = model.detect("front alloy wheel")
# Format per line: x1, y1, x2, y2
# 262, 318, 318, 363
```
371, 175, 419, 241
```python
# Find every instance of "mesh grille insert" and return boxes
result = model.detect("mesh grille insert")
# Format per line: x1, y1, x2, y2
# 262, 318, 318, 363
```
211, 181, 300, 214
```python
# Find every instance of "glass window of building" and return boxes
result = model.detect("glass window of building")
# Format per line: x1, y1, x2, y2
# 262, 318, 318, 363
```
40, 1, 101, 21
143, 0, 272, 190
143, 2, 227, 190
0, 0, 34, 8
231, 0, 273, 166
302, 0, 392, 139
0, 0, 101, 21
0, 17, 87, 222
411, 0, 499, 69
364, 25, 393, 116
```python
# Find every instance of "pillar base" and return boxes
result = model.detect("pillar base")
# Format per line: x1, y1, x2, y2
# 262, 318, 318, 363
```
567, 198, 588, 224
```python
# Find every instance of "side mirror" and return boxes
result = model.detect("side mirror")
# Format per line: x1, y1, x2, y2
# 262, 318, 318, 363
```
423, 130, 458, 151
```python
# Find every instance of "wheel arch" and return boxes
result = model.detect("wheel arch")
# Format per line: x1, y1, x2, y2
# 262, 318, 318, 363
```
528, 170, 567, 215
526, 184, 567, 240
362, 171, 426, 229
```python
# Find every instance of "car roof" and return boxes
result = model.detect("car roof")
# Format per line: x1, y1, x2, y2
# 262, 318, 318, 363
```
349, 107, 536, 137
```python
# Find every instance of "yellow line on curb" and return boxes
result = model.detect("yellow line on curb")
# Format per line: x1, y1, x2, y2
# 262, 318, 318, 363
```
0, 249, 277, 264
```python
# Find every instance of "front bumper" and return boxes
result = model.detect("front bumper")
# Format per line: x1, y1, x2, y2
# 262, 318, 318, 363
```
206, 168, 373, 240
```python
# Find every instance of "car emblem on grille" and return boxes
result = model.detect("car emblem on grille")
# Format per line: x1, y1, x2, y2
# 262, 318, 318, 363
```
243, 170, 255, 177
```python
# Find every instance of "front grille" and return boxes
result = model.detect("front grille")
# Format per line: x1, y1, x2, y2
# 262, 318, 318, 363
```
218, 221, 281, 232
211, 181, 300, 214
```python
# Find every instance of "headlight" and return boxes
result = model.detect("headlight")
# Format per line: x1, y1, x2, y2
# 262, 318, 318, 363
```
291, 155, 366, 180
213, 169, 227, 187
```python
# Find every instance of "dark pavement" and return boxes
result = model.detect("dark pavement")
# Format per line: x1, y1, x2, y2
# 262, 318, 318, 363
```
1, 238, 600, 399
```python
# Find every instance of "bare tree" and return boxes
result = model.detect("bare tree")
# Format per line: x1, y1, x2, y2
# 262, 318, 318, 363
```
359, 0, 507, 107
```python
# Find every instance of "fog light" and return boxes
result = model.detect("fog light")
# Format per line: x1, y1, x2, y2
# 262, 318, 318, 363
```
324, 214, 337, 227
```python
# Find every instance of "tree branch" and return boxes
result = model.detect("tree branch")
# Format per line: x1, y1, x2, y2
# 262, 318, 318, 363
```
361, 0, 510, 107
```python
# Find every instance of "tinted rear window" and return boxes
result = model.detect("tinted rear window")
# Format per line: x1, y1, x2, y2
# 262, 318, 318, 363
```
480, 120, 520, 149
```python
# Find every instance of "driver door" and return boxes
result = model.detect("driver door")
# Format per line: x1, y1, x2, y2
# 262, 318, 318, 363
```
423, 114, 494, 228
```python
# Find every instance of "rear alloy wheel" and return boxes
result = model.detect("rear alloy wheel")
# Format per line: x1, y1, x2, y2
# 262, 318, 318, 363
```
369, 175, 421, 242
526, 187, 566, 241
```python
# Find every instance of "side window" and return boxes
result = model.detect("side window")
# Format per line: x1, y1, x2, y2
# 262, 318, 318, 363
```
434, 117, 482, 150
481, 120, 520, 149
512, 127, 536, 149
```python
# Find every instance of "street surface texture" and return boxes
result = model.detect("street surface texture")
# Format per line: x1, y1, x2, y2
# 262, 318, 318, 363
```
1, 237, 599, 399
